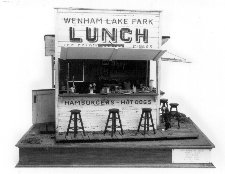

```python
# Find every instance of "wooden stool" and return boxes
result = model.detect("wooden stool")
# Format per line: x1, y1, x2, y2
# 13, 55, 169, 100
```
66, 109, 85, 137
160, 98, 168, 108
160, 98, 168, 122
137, 108, 156, 135
169, 103, 180, 128
104, 108, 124, 137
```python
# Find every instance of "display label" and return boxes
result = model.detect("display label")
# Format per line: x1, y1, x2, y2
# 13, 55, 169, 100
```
172, 149, 211, 163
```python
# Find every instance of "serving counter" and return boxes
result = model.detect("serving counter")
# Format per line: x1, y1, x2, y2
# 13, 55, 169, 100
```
57, 91, 164, 132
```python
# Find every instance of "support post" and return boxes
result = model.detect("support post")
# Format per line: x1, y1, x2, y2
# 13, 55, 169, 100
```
55, 9, 59, 133
51, 56, 55, 88
156, 58, 161, 128
155, 11, 163, 128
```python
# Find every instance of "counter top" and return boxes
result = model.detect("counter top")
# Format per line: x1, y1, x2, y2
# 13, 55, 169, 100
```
59, 91, 165, 97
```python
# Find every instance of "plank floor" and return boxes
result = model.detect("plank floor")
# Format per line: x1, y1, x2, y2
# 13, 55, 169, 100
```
21, 118, 199, 143
55, 117, 199, 142
56, 127, 198, 143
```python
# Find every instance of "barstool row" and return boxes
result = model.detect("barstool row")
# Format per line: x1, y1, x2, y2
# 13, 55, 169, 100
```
160, 98, 180, 129
66, 100, 180, 138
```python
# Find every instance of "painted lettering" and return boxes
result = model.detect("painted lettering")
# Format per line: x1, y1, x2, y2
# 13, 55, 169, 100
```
70, 101, 74, 105
121, 100, 126, 104
64, 18, 71, 23
70, 27, 150, 44
120, 28, 132, 43
86, 27, 98, 42
84, 18, 90, 24
69, 27, 82, 42
64, 99, 152, 106
96, 100, 100, 105
81, 100, 85, 105
65, 101, 70, 105
132, 19, 153, 25
102, 28, 117, 43
136, 29, 148, 43
101, 100, 105, 105
75, 101, 80, 105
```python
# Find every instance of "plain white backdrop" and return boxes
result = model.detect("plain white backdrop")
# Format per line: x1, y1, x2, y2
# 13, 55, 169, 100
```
1, 0, 225, 174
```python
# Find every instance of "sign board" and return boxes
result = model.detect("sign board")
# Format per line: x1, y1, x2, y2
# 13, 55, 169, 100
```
56, 9, 162, 58
44, 35, 55, 56
172, 149, 211, 163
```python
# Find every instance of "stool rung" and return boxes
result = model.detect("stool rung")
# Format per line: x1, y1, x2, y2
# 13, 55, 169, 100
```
140, 124, 154, 127
107, 125, 122, 128
108, 117, 119, 120
68, 126, 84, 130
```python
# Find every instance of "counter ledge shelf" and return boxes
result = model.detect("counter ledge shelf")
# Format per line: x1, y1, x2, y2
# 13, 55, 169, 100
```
59, 91, 165, 97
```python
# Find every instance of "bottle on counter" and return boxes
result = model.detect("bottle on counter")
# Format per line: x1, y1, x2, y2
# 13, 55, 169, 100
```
133, 84, 136, 93
149, 80, 154, 92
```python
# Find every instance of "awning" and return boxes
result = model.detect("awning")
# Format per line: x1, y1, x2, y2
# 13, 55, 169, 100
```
161, 51, 191, 63
60, 47, 167, 61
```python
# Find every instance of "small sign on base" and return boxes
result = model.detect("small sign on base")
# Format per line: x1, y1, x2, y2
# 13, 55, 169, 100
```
172, 149, 211, 163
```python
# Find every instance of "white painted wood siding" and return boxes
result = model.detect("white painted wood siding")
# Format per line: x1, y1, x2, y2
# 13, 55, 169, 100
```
57, 95, 157, 132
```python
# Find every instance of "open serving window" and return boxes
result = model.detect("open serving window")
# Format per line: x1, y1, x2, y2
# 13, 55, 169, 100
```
58, 47, 165, 95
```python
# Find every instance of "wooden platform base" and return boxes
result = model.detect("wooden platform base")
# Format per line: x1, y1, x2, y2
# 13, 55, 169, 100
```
16, 118, 215, 168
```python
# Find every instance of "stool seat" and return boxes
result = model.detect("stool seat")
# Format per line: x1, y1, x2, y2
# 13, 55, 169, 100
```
70, 109, 81, 114
142, 108, 152, 112
109, 108, 119, 113
160, 98, 168, 102
169, 103, 179, 107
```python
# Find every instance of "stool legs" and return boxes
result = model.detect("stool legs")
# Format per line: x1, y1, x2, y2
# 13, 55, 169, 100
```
137, 111, 144, 132
169, 106, 180, 129
104, 111, 123, 137
66, 112, 85, 137
144, 112, 147, 135
104, 112, 111, 134
117, 112, 124, 135
66, 113, 73, 136
150, 112, 156, 133
137, 110, 155, 134
78, 113, 86, 136
74, 114, 77, 136
146, 112, 150, 131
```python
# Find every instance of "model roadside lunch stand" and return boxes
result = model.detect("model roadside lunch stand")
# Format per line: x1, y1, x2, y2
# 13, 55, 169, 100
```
16, 8, 215, 167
